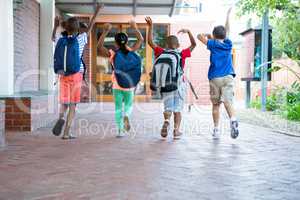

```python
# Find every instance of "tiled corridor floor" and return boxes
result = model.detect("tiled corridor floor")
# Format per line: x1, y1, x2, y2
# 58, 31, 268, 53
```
1, 103, 300, 200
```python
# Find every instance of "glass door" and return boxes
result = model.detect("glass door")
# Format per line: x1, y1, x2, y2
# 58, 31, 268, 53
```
92, 23, 152, 102
122, 24, 151, 102
93, 24, 121, 102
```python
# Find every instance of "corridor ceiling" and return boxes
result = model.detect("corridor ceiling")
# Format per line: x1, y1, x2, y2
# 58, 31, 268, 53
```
55, 0, 179, 16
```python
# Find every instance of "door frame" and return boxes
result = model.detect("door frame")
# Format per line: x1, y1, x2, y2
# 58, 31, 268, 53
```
91, 22, 170, 102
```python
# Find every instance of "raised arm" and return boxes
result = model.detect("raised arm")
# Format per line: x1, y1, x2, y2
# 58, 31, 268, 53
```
225, 7, 232, 38
51, 16, 60, 42
178, 29, 196, 52
145, 17, 157, 50
129, 20, 144, 52
197, 34, 208, 46
86, 3, 103, 35
97, 23, 112, 57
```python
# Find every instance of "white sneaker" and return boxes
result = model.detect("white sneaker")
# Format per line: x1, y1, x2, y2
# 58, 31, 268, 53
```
116, 130, 126, 138
212, 128, 220, 139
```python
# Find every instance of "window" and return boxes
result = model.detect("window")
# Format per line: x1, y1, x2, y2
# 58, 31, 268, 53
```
153, 24, 169, 48
175, 0, 203, 15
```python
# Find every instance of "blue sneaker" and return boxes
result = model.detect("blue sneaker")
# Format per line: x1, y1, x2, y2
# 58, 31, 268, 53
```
230, 121, 239, 139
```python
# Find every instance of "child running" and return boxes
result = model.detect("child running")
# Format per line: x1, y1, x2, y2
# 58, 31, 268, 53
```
97, 21, 144, 137
197, 8, 239, 139
145, 17, 196, 139
52, 4, 102, 139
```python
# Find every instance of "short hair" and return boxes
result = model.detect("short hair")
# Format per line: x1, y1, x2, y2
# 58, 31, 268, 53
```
66, 17, 80, 33
166, 35, 179, 46
212, 25, 226, 39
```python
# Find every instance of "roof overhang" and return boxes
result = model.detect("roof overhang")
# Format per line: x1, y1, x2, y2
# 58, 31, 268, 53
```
55, 0, 178, 17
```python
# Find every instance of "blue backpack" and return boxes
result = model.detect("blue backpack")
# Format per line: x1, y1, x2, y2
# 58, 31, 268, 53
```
113, 50, 142, 88
54, 34, 81, 76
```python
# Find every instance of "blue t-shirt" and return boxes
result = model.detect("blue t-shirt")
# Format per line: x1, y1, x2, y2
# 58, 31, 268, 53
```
207, 39, 235, 80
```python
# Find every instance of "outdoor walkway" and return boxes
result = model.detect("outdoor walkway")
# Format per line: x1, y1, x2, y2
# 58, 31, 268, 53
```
0, 103, 300, 200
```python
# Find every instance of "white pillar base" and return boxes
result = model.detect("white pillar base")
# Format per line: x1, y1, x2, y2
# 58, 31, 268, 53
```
0, 0, 14, 95
40, 0, 55, 91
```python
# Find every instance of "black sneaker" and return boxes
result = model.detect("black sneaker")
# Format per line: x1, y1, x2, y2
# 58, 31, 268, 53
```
161, 121, 170, 138
230, 121, 239, 139
52, 119, 65, 136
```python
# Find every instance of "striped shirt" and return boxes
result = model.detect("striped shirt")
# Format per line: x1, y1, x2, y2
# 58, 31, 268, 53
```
55, 32, 88, 73
77, 32, 88, 72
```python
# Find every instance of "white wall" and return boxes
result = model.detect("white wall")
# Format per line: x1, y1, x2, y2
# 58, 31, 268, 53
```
0, 0, 14, 95
39, 0, 55, 91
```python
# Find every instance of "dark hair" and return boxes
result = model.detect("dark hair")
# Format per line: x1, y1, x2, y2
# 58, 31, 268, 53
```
115, 32, 129, 54
212, 25, 226, 40
66, 17, 80, 34
80, 22, 88, 29
166, 35, 179, 48
61, 21, 67, 29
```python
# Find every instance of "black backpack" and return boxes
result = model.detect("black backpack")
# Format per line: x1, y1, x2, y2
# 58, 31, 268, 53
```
150, 50, 183, 93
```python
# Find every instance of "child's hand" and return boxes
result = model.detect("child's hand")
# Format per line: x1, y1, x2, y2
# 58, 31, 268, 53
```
145, 17, 153, 26
197, 34, 204, 40
197, 33, 209, 45
206, 34, 213, 39
95, 3, 104, 13
130, 20, 138, 30
103, 23, 112, 32
178, 29, 190, 34
54, 16, 60, 27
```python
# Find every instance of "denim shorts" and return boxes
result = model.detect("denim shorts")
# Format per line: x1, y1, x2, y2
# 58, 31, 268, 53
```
162, 81, 187, 112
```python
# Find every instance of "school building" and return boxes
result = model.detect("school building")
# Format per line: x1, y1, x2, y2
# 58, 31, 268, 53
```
0, 0, 297, 142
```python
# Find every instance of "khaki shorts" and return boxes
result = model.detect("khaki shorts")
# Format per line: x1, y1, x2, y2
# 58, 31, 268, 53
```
209, 75, 234, 105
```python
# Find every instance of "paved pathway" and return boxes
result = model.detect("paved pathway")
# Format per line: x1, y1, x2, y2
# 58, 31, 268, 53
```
0, 103, 300, 200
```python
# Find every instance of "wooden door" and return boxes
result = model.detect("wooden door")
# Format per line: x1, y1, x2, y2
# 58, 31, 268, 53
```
92, 23, 152, 102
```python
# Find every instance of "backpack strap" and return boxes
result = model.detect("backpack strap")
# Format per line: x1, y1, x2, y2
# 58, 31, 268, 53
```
81, 56, 87, 82
109, 49, 116, 71
163, 50, 182, 69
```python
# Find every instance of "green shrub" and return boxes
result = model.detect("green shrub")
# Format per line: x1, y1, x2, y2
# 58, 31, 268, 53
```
266, 93, 280, 111
286, 103, 300, 120
250, 98, 261, 109
250, 82, 300, 121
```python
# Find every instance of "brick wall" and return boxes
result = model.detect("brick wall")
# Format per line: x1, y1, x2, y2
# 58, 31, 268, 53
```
235, 32, 300, 102
171, 21, 214, 105
13, 0, 40, 92
234, 32, 255, 102
0, 101, 5, 147
4, 94, 58, 132
239, 32, 255, 78
5, 98, 31, 131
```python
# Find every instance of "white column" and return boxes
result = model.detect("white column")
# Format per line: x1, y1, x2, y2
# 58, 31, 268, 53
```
0, 0, 14, 95
40, 0, 55, 91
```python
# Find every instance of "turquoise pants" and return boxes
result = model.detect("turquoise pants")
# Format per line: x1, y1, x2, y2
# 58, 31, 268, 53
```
113, 89, 134, 131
